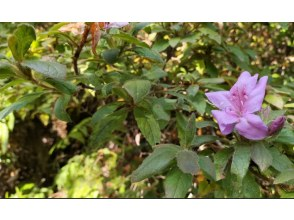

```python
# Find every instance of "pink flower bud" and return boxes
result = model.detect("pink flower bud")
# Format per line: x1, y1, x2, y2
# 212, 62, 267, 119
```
268, 116, 286, 136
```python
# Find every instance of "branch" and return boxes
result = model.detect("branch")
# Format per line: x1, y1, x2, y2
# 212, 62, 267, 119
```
73, 24, 91, 75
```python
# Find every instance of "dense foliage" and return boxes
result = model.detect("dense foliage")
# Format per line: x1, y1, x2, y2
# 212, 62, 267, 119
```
0, 22, 293, 198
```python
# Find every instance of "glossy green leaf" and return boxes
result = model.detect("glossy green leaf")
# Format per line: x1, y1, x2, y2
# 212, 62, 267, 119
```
250, 143, 273, 172
188, 93, 207, 115
134, 47, 163, 63
102, 48, 120, 64
91, 102, 122, 125
195, 121, 217, 128
169, 37, 181, 48
187, 85, 199, 97
176, 150, 200, 175
123, 79, 151, 103
274, 169, 294, 184
242, 173, 261, 198
164, 167, 192, 198
144, 66, 167, 80
214, 148, 234, 180
113, 32, 149, 48
134, 107, 161, 146
89, 109, 127, 148
131, 144, 181, 182
54, 95, 71, 122
274, 129, 294, 145
0, 92, 43, 120
228, 46, 249, 63
152, 39, 169, 52
22, 60, 67, 79
265, 94, 284, 109
269, 148, 293, 172
199, 27, 221, 44
8, 24, 36, 61
45, 78, 77, 95
179, 114, 196, 148
198, 155, 216, 181
0, 62, 19, 79
231, 145, 251, 179
192, 135, 218, 146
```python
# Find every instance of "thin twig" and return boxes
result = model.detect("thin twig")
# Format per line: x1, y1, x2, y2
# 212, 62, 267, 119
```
73, 24, 91, 75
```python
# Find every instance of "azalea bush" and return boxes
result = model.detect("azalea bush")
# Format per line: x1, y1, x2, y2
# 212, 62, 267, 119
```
0, 22, 293, 198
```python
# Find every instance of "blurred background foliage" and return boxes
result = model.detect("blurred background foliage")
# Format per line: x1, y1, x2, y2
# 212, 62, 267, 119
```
0, 22, 293, 198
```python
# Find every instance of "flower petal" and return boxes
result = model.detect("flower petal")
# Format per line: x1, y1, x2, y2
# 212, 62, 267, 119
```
235, 113, 268, 140
205, 91, 233, 110
230, 71, 258, 95
245, 76, 268, 113
105, 22, 129, 29
212, 110, 239, 135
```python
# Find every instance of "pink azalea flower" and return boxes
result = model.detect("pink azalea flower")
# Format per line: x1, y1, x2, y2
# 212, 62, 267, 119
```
205, 71, 268, 140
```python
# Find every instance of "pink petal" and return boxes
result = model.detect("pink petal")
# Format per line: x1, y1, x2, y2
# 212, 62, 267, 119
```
106, 22, 129, 29
244, 76, 268, 113
212, 110, 238, 135
230, 71, 258, 95
235, 113, 268, 140
230, 71, 251, 92
205, 91, 234, 110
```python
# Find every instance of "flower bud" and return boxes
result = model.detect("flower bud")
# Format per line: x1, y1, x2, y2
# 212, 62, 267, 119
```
268, 116, 286, 136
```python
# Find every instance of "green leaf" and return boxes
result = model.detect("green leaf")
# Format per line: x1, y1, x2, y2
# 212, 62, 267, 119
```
45, 78, 77, 95
89, 109, 127, 147
134, 47, 163, 63
242, 173, 261, 198
112, 32, 149, 48
187, 85, 199, 97
131, 144, 181, 182
164, 167, 192, 198
54, 95, 71, 122
0, 92, 43, 120
0, 123, 9, 154
169, 37, 181, 48
176, 150, 200, 175
195, 121, 217, 128
152, 38, 169, 52
152, 103, 170, 121
144, 66, 167, 80
199, 27, 221, 44
134, 107, 161, 146
91, 102, 123, 125
188, 93, 207, 115
198, 78, 225, 84
274, 169, 294, 184
284, 103, 294, 108
123, 79, 151, 103
214, 148, 234, 180
179, 113, 196, 148
227, 46, 249, 64
192, 135, 218, 146
198, 155, 216, 181
269, 148, 293, 172
22, 60, 67, 79
0, 62, 19, 79
231, 145, 251, 179
8, 24, 36, 61
265, 94, 284, 109
250, 143, 273, 172
102, 48, 120, 64
274, 129, 294, 145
